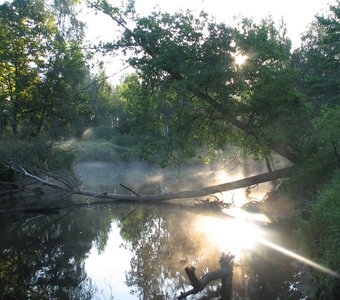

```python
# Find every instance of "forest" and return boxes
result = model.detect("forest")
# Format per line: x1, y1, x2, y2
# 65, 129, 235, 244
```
0, 0, 339, 298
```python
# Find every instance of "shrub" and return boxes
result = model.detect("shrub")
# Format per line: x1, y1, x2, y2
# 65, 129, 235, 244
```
298, 171, 340, 299
0, 138, 76, 174
90, 126, 118, 141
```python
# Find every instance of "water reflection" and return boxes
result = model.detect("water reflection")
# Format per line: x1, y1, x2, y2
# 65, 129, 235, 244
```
85, 223, 134, 299
0, 205, 306, 299
195, 215, 263, 262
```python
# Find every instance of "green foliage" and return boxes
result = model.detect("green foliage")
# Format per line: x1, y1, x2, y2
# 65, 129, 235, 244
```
67, 139, 137, 162
0, 0, 56, 135
298, 171, 340, 299
282, 105, 340, 199
292, 4, 339, 109
0, 0, 95, 140
98, 2, 304, 164
0, 138, 76, 173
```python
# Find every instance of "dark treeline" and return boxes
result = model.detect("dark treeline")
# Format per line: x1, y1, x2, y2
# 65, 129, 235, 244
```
0, 0, 339, 298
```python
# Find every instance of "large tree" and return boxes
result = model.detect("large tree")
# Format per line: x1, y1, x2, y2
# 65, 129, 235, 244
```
292, 3, 339, 109
93, 0, 308, 165
0, 0, 55, 135
0, 0, 94, 139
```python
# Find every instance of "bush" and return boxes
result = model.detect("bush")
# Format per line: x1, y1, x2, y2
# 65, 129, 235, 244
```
68, 140, 138, 162
0, 138, 76, 174
298, 171, 340, 299
115, 134, 141, 147
91, 126, 118, 141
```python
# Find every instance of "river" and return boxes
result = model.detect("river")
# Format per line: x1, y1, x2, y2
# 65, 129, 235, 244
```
0, 160, 310, 299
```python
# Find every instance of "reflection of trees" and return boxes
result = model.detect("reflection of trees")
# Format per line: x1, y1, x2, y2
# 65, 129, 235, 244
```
119, 207, 224, 299
119, 207, 306, 300
0, 207, 113, 299
232, 247, 304, 300
0, 204, 306, 299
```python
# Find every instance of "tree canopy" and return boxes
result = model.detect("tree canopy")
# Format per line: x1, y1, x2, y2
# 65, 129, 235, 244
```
0, 0, 338, 175
0, 0, 121, 140
93, 2, 298, 164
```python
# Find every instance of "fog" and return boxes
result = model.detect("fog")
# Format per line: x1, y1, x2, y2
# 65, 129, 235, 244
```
74, 153, 290, 207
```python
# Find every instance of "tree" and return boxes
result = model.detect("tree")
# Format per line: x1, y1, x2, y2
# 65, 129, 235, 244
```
31, 41, 93, 139
0, 0, 95, 139
85, 65, 120, 129
0, 0, 55, 135
284, 2, 340, 196
94, 1, 305, 164
292, 2, 339, 109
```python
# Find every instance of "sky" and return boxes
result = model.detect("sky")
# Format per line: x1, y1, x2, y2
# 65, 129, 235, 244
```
81, 0, 335, 83
84, 0, 334, 46
0, 0, 335, 83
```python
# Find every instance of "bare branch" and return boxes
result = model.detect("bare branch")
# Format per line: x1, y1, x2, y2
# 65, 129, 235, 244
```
5, 162, 293, 204
178, 253, 234, 300
120, 184, 140, 196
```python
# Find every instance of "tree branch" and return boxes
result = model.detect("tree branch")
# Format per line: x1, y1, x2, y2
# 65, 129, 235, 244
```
7, 164, 294, 203
178, 253, 234, 300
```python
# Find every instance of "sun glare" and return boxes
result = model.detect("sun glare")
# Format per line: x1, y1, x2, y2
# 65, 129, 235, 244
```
234, 52, 248, 66
224, 207, 272, 224
196, 215, 263, 260
196, 211, 340, 278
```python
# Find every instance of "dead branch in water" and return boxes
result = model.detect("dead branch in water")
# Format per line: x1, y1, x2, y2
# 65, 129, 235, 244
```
4, 162, 293, 204
177, 253, 234, 300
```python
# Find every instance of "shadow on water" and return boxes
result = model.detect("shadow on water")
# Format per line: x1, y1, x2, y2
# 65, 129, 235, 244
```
0, 161, 309, 299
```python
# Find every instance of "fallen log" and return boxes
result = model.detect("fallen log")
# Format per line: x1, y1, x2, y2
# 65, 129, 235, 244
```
177, 253, 234, 300
6, 163, 293, 203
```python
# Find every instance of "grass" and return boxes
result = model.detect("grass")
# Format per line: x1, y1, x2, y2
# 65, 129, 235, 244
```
298, 170, 340, 299
0, 138, 76, 173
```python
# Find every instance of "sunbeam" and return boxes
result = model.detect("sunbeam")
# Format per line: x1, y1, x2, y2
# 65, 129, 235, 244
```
197, 210, 340, 279
258, 238, 340, 278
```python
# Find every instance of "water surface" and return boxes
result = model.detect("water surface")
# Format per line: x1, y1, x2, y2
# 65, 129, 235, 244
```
0, 160, 307, 299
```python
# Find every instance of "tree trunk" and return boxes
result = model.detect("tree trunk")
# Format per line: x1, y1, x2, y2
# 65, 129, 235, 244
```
76, 166, 292, 202
98, 7, 298, 164
8, 164, 293, 203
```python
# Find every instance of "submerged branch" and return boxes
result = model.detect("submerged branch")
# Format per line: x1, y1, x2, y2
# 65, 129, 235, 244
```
178, 253, 234, 300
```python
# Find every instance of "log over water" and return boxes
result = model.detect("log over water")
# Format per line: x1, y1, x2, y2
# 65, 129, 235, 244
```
7, 164, 293, 203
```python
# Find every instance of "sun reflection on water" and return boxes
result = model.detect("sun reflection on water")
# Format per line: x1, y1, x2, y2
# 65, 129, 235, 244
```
195, 214, 264, 261
196, 210, 340, 278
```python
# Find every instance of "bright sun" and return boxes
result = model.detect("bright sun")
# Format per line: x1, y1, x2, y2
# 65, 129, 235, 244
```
196, 213, 263, 260
196, 211, 340, 278
234, 52, 248, 66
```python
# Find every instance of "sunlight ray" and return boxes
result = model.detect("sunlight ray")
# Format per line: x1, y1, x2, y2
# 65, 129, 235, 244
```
198, 211, 340, 279
223, 207, 272, 224
257, 238, 340, 278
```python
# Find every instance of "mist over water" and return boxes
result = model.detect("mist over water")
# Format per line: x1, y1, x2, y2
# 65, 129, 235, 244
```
0, 155, 309, 300
74, 155, 289, 206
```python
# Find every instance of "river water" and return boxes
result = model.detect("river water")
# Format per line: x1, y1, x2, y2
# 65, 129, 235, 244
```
0, 160, 310, 299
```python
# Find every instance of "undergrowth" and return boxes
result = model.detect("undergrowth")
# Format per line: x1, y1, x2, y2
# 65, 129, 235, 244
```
298, 171, 340, 299
64, 139, 138, 162
0, 138, 76, 174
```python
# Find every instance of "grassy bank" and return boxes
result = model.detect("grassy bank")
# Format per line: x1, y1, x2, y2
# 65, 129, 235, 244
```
297, 171, 340, 299
0, 138, 76, 174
